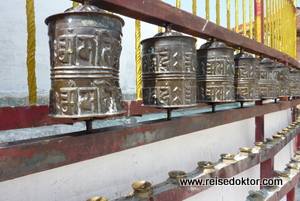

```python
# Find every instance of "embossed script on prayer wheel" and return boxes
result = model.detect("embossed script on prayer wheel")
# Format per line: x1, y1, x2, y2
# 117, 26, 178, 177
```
141, 30, 197, 108
196, 41, 235, 102
258, 58, 277, 99
45, 4, 125, 118
234, 53, 260, 101
290, 69, 300, 97
276, 63, 291, 98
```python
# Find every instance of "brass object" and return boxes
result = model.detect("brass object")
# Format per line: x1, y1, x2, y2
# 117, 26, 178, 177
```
45, 4, 125, 119
248, 190, 265, 198
132, 181, 153, 198
168, 170, 186, 185
234, 52, 260, 101
254, 142, 266, 147
275, 63, 291, 98
266, 137, 276, 142
274, 170, 290, 177
272, 134, 284, 139
277, 131, 287, 135
197, 161, 215, 173
282, 128, 291, 132
220, 153, 235, 160
291, 157, 300, 162
286, 163, 298, 169
196, 40, 235, 102
258, 58, 277, 99
86, 198, 108, 201
287, 125, 296, 129
290, 69, 300, 97
141, 25, 197, 108
239, 147, 252, 153
220, 153, 236, 163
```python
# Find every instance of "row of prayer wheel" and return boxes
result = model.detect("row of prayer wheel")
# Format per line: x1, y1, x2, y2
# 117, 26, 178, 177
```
46, 4, 300, 119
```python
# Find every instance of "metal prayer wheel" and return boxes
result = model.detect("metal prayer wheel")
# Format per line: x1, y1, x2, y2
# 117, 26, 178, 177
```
257, 58, 277, 99
275, 63, 291, 98
196, 40, 235, 102
45, 4, 125, 118
290, 69, 300, 97
234, 52, 260, 101
141, 27, 197, 108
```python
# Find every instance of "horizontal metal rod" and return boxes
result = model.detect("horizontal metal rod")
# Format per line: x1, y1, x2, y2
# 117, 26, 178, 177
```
77, 0, 299, 67
0, 100, 207, 131
0, 99, 300, 182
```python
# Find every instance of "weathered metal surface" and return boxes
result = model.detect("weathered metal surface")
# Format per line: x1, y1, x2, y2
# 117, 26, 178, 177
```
70, 0, 300, 68
1, 99, 300, 182
255, 100, 264, 142
234, 52, 260, 101
247, 166, 300, 201
114, 126, 300, 201
141, 29, 197, 108
260, 158, 274, 179
258, 58, 278, 99
286, 188, 296, 201
0, 101, 207, 131
290, 69, 300, 97
0, 106, 77, 131
275, 63, 291, 98
196, 41, 235, 102
45, 4, 125, 119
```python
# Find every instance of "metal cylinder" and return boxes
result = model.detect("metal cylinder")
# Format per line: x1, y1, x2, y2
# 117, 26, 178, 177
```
290, 69, 300, 97
275, 63, 291, 98
45, 5, 125, 118
234, 52, 260, 101
141, 30, 197, 108
257, 58, 277, 99
196, 41, 235, 102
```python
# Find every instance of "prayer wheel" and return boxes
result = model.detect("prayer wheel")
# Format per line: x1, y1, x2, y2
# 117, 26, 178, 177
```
234, 52, 260, 101
45, 4, 125, 118
196, 40, 235, 102
275, 63, 291, 98
257, 58, 277, 99
290, 69, 300, 97
141, 27, 197, 108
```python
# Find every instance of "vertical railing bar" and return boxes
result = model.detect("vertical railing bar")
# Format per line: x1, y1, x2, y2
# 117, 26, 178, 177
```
216, 0, 220, 25
254, 0, 263, 43
176, 0, 181, 9
274, 0, 282, 50
249, 0, 253, 39
243, 0, 246, 36
270, 0, 273, 48
192, 0, 197, 15
279, 0, 282, 52
206, 0, 210, 21
265, 0, 268, 46
192, 0, 197, 47
227, 0, 231, 29
235, 0, 239, 33
26, 0, 37, 105
293, 1, 296, 58
135, 20, 142, 100
158, 0, 163, 33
